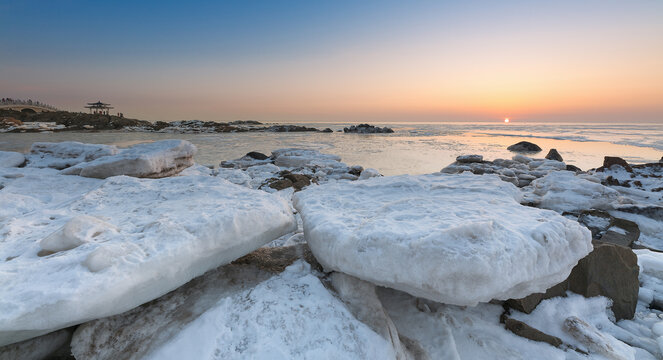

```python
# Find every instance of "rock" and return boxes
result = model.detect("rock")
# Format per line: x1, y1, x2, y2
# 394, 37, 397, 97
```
359, 168, 381, 180
293, 173, 592, 306
268, 178, 294, 190
265, 125, 320, 132
599, 218, 640, 248
0, 151, 26, 168
504, 318, 563, 348
567, 242, 639, 320
456, 154, 483, 163
1, 117, 22, 126
245, 151, 269, 160
505, 281, 568, 314
566, 164, 582, 172
61, 140, 196, 178
0, 328, 74, 360
545, 149, 563, 162
348, 165, 364, 177
283, 173, 311, 190
343, 124, 394, 134
600, 156, 632, 172
507, 141, 542, 153
321, 127, 333, 133
563, 316, 633, 359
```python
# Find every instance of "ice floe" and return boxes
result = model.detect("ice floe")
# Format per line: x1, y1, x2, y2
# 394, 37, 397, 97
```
294, 172, 593, 305
0, 175, 296, 346
27, 141, 119, 170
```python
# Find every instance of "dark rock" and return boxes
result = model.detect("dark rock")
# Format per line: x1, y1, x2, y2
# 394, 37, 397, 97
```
246, 151, 269, 160
348, 166, 363, 177
268, 179, 294, 190
599, 156, 632, 172
599, 218, 640, 248
506, 281, 568, 314
565, 164, 582, 172
321, 128, 333, 133
456, 155, 483, 163
504, 318, 563, 348
603, 176, 630, 187
567, 242, 639, 320
507, 141, 542, 153
232, 243, 321, 273
545, 149, 563, 162
283, 173, 311, 191
265, 125, 320, 132
343, 124, 394, 134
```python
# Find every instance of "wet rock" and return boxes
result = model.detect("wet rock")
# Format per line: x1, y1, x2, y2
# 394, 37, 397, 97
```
507, 141, 542, 153
343, 124, 394, 134
567, 242, 639, 321
504, 318, 563, 348
246, 151, 270, 160
545, 149, 563, 162
456, 154, 483, 163
566, 164, 582, 172
599, 156, 632, 172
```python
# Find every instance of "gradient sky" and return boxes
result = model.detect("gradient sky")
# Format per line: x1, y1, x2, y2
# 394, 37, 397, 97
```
1, 0, 662, 122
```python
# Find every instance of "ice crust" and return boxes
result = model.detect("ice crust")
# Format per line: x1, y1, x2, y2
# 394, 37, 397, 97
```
27, 141, 119, 170
0, 151, 26, 168
61, 140, 196, 178
294, 172, 593, 305
0, 175, 296, 346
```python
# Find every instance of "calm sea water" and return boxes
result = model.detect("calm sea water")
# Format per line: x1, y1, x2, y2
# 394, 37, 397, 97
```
1, 122, 661, 176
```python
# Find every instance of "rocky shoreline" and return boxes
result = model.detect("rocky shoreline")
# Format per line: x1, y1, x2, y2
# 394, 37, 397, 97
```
0, 141, 662, 359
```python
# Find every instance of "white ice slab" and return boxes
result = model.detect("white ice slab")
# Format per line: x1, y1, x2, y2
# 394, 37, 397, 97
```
27, 141, 118, 170
0, 151, 26, 168
0, 175, 296, 346
61, 140, 196, 178
294, 172, 592, 306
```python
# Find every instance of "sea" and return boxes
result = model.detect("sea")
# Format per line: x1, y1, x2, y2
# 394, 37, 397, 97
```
1, 122, 661, 176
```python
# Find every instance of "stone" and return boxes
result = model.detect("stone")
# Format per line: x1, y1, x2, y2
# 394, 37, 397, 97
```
507, 141, 542, 153
566, 164, 582, 172
545, 149, 563, 162
599, 218, 640, 248
283, 173, 311, 191
504, 318, 563, 348
343, 124, 394, 134
246, 151, 269, 160
268, 178, 294, 190
505, 281, 568, 314
600, 156, 632, 172
567, 242, 639, 320
563, 316, 632, 359
456, 154, 483, 163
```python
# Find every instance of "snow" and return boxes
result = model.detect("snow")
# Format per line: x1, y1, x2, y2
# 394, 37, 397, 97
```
27, 141, 119, 170
379, 288, 568, 360
523, 171, 623, 213
272, 148, 342, 168
294, 172, 593, 305
358, 168, 381, 180
0, 174, 296, 346
510, 294, 637, 359
61, 140, 196, 178
72, 261, 396, 360
0, 151, 25, 168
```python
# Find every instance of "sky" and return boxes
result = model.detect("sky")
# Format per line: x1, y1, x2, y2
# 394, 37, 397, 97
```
1, 0, 662, 122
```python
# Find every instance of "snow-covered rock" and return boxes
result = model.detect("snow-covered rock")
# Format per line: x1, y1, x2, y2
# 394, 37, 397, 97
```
272, 148, 342, 168
0, 175, 296, 346
72, 261, 397, 360
293, 172, 593, 306
27, 141, 119, 170
0, 151, 25, 168
61, 140, 196, 178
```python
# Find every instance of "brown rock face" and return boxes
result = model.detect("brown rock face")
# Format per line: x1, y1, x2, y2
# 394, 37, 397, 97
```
504, 318, 563, 348
601, 156, 632, 172
567, 242, 639, 321
545, 149, 563, 162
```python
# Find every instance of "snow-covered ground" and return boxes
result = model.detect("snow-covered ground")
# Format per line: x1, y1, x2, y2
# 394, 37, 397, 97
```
1, 142, 663, 359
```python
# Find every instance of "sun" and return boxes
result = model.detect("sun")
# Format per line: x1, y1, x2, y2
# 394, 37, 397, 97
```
504, 118, 510, 123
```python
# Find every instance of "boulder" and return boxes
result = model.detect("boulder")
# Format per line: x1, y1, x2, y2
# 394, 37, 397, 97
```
600, 156, 632, 172
343, 124, 394, 134
504, 318, 563, 348
246, 151, 269, 160
545, 149, 563, 162
567, 242, 639, 321
505, 281, 568, 314
61, 140, 196, 178
507, 141, 542, 153
566, 164, 582, 172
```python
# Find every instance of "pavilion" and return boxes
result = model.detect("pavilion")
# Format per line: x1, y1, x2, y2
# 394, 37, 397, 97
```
85, 101, 114, 115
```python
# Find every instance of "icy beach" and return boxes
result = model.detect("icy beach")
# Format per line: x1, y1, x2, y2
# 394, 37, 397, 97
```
1, 139, 662, 360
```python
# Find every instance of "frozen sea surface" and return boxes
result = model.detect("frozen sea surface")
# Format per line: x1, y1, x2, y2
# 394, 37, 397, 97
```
0, 122, 661, 176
